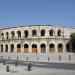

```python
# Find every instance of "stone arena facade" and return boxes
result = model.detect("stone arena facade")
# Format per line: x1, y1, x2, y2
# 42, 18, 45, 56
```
0, 25, 75, 54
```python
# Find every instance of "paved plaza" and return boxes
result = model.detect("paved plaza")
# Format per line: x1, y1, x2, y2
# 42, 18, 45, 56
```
0, 62, 75, 75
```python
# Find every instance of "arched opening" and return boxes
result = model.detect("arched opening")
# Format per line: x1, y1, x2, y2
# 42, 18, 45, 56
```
24, 44, 29, 53
32, 44, 37, 53
58, 44, 63, 52
49, 29, 54, 36
41, 29, 45, 36
5, 44, 8, 52
32, 29, 37, 36
49, 44, 55, 52
11, 44, 14, 52
66, 43, 70, 52
40, 44, 46, 53
11, 31, 15, 39
17, 31, 21, 38
24, 30, 28, 38
57, 30, 61, 36
1, 45, 3, 52
6, 32, 9, 39
1, 33, 4, 40
17, 44, 21, 52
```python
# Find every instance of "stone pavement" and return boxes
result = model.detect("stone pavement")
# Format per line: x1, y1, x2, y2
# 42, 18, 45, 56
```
0, 63, 75, 75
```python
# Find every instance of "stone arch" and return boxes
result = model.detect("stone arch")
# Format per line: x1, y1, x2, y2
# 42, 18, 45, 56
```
32, 29, 37, 36
49, 29, 54, 36
41, 29, 45, 36
49, 43, 55, 52
10, 44, 14, 52
32, 44, 37, 53
24, 44, 29, 53
58, 43, 63, 52
24, 30, 28, 38
11, 31, 15, 39
5, 44, 8, 52
17, 44, 21, 52
1, 44, 3, 52
1, 33, 4, 40
6, 32, 9, 39
57, 29, 62, 36
40, 43, 46, 53
17, 31, 21, 38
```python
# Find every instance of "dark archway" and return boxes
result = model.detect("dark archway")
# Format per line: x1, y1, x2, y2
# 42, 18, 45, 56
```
11, 31, 15, 39
17, 44, 21, 52
32, 29, 37, 36
11, 44, 14, 52
24, 30, 28, 38
24, 44, 29, 53
17, 31, 21, 38
1, 45, 3, 52
41, 29, 45, 36
49, 44, 55, 52
32, 44, 37, 53
6, 32, 9, 39
57, 30, 61, 36
1, 33, 4, 40
58, 44, 63, 52
5, 44, 8, 52
40, 44, 46, 53
49, 29, 54, 36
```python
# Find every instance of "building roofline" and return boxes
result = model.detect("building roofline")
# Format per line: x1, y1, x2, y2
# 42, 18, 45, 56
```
0, 24, 74, 30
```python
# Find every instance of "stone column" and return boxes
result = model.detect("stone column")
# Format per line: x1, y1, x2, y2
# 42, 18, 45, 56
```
3, 44, 5, 52
55, 44, 58, 53
29, 43, 32, 53
37, 43, 40, 53
15, 31, 17, 39
29, 28, 32, 38
14, 43, 17, 52
63, 44, 66, 53
46, 45, 49, 53
21, 43, 24, 53
8, 44, 10, 52
21, 30, 24, 39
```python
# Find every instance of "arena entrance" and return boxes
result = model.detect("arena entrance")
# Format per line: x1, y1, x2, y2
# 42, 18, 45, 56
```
40, 44, 46, 53
11, 44, 14, 52
32, 44, 37, 53
17, 44, 21, 52
24, 44, 29, 53
1, 45, 3, 52
5, 44, 8, 52
49, 44, 55, 52
58, 44, 63, 52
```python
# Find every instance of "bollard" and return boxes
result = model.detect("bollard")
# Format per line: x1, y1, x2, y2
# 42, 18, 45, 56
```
48, 57, 50, 61
15, 60, 18, 66
3, 60, 6, 65
17, 57, 18, 61
27, 57, 28, 61
28, 63, 31, 71
6, 65, 9, 72
69, 55, 71, 60
59, 55, 61, 61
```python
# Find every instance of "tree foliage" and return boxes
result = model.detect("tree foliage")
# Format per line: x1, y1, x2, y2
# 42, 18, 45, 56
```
69, 33, 75, 52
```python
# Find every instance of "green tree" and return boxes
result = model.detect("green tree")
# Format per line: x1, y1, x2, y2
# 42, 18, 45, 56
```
69, 33, 75, 52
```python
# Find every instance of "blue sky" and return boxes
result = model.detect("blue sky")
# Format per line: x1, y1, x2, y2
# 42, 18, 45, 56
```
0, 0, 75, 28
